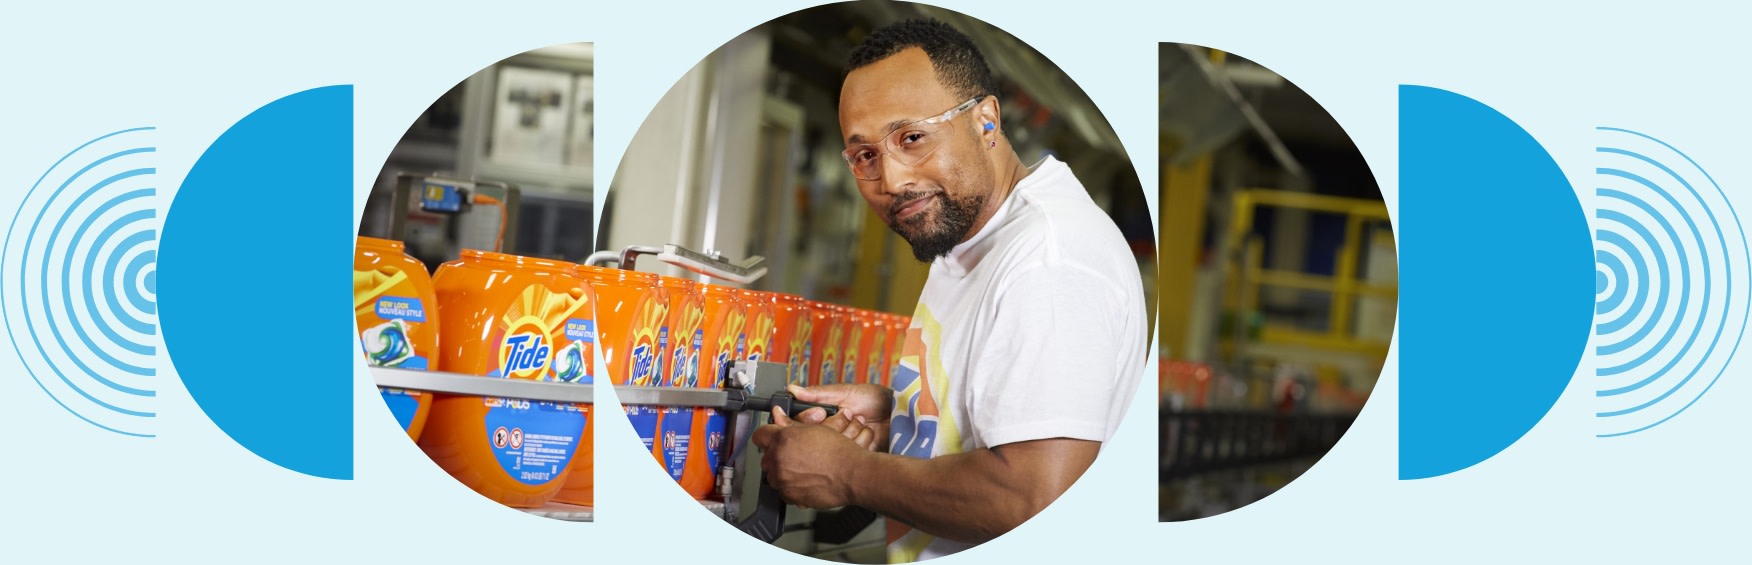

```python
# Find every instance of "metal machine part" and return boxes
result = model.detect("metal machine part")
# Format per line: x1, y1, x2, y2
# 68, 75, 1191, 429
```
388, 173, 521, 252
583, 243, 766, 284
612, 359, 831, 543
371, 366, 592, 403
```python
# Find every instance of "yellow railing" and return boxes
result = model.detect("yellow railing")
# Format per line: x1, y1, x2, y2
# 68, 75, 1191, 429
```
1226, 189, 1394, 358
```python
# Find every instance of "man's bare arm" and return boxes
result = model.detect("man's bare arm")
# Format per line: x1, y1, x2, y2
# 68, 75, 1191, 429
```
758, 416, 1098, 545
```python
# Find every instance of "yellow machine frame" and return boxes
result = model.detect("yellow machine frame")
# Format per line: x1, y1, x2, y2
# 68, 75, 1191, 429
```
1226, 189, 1394, 358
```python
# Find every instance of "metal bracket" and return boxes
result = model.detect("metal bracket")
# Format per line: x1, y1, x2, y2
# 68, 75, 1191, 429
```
583, 243, 767, 285
371, 367, 592, 403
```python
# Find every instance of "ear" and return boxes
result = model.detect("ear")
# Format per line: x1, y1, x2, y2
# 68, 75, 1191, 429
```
975, 95, 1001, 141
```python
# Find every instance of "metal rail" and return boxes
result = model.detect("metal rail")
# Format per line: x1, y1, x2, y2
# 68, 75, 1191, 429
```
1159, 410, 1358, 482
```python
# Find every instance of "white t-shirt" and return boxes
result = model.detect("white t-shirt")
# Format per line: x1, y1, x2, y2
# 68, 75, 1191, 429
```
885, 156, 1148, 562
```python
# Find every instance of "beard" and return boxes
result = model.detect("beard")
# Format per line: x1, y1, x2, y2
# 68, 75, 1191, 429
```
886, 189, 987, 262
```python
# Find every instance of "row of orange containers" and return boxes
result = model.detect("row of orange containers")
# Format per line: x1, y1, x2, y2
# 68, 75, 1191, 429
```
603, 267, 912, 501
354, 237, 911, 509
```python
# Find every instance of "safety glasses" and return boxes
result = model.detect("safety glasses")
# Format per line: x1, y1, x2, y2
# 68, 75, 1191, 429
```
841, 97, 983, 181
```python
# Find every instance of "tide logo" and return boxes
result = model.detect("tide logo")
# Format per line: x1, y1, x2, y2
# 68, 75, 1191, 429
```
627, 297, 666, 386
714, 349, 733, 389
789, 319, 811, 385
670, 334, 690, 387
669, 302, 704, 387
629, 342, 656, 386
842, 331, 860, 384
686, 329, 703, 387
820, 357, 837, 385
708, 309, 747, 388
821, 325, 842, 385
499, 325, 553, 379
654, 326, 669, 385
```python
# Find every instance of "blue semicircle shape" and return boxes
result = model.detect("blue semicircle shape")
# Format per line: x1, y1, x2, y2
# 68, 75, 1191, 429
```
159, 85, 353, 480
1398, 85, 1593, 480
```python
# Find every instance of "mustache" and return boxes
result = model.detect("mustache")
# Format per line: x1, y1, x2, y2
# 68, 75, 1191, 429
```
886, 190, 944, 221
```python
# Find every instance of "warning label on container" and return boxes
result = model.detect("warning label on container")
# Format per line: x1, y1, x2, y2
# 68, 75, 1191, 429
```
659, 407, 692, 480
626, 406, 659, 452
704, 410, 727, 473
483, 399, 585, 486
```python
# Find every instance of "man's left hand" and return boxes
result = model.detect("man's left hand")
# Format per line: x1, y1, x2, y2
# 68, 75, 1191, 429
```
752, 407, 871, 508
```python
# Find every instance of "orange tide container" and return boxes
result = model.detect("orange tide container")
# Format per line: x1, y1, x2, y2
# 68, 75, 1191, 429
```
353, 236, 437, 440
741, 289, 776, 365
806, 301, 845, 386
769, 293, 812, 387
842, 308, 875, 385
861, 311, 888, 385
422, 250, 594, 508
574, 265, 668, 461
880, 314, 909, 388
674, 284, 747, 498
838, 308, 860, 386
661, 277, 706, 388
558, 266, 666, 507
651, 275, 704, 485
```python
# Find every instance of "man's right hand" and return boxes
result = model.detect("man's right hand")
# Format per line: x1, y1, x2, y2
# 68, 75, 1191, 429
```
787, 383, 893, 450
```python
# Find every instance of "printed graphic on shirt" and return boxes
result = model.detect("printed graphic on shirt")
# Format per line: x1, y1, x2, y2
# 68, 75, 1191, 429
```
886, 306, 960, 562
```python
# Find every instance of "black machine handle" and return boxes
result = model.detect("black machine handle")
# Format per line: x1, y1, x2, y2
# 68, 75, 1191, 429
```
736, 475, 790, 542
724, 389, 839, 543
722, 389, 839, 419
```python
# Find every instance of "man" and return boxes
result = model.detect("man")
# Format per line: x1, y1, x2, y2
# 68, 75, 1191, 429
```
752, 19, 1146, 561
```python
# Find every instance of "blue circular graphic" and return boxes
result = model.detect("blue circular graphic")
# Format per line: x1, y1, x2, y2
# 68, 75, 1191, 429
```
1592, 127, 1749, 437
2, 127, 159, 438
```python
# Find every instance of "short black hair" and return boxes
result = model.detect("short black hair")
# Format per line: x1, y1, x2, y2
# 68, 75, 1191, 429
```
846, 18, 999, 102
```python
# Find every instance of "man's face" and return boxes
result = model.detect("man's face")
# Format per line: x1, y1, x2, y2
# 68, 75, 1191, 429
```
840, 48, 994, 261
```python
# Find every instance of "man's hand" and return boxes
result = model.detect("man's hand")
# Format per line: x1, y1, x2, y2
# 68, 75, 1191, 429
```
786, 383, 892, 451
752, 408, 873, 508
817, 410, 881, 452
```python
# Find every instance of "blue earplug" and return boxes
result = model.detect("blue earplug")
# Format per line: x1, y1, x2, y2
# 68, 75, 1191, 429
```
983, 121, 995, 132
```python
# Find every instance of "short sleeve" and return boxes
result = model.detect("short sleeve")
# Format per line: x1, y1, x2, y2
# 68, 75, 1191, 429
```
966, 262, 1129, 448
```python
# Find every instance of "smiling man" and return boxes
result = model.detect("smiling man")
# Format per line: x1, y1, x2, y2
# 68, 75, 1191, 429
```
752, 19, 1146, 562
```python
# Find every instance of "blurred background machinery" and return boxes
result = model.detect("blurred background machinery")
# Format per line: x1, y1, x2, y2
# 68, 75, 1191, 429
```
1157, 43, 1392, 521
361, 43, 595, 265
602, 3, 1152, 561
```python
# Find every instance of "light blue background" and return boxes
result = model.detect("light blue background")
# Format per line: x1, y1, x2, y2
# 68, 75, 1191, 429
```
0, 0, 1746, 562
